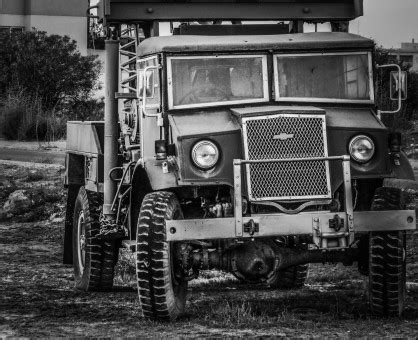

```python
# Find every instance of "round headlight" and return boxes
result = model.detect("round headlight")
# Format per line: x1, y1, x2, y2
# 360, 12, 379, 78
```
191, 140, 220, 170
349, 135, 375, 163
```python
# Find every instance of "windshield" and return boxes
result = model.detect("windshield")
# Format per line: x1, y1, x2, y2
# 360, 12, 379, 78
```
168, 55, 268, 109
274, 53, 373, 102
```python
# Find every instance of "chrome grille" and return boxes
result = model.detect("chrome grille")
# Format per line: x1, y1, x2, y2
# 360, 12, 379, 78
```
242, 113, 331, 201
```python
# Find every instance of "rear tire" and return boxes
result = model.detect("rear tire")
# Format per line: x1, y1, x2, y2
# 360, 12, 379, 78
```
268, 264, 309, 289
136, 191, 187, 321
268, 237, 308, 289
72, 187, 116, 291
368, 187, 406, 317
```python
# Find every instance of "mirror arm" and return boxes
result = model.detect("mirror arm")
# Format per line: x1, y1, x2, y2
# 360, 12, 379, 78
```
376, 64, 402, 118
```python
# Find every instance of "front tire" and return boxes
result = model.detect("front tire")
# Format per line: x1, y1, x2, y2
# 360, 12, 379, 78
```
368, 187, 407, 317
72, 187, 116, 291
136, 191, 187, 321
369, 232, 406, 317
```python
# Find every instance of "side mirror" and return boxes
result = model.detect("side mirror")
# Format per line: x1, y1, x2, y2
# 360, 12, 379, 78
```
138, 68, 156, 99
137, 64, 161, 117
376, 64, 407, 117
390, 70, 407, 101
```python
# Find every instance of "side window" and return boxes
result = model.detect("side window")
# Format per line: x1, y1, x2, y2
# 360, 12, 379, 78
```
137, 56, 160, 108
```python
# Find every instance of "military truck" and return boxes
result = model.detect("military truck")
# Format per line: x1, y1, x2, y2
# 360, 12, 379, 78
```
63, 0, 416, 320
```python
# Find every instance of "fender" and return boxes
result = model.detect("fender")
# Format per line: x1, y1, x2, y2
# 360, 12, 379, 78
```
63, 185, 80, 265
130, 159, 178, 237
143, 158, 178, 190
391, 152, 415, 181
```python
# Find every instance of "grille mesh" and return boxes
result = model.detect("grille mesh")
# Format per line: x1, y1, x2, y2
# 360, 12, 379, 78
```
243, 114, 330, 201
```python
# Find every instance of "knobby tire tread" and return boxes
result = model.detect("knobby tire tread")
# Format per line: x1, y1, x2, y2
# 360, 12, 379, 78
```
269, 264, 309, 289
136, 191, 186, 321
74, 187, 116, 291
369, 187, 406, 317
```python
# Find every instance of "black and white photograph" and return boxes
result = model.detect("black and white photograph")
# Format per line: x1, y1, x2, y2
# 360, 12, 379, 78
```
1, 0, 418, 337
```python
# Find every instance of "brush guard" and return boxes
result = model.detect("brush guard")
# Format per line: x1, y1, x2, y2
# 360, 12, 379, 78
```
166, 155, 416, 248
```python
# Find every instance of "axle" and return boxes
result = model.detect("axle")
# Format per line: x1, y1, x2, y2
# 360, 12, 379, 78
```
178, 240, 360, 282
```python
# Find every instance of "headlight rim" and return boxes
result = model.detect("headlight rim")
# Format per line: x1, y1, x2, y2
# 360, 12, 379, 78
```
349, 134, 375, 164
191, 139, 220, 170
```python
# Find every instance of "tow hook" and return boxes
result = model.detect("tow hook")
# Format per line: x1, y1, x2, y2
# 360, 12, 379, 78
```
244, 219, 259, 236
329, 214, 344, 232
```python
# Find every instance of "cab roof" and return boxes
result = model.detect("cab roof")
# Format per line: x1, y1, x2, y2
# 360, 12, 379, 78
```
138, 32, 374, 57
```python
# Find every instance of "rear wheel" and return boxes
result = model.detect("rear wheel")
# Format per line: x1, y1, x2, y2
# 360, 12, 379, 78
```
136, 191, 187, 321
268, 237, 308, 289
72, 187, 116, 291
267, 264, 309, 289
368, 187, 406, 317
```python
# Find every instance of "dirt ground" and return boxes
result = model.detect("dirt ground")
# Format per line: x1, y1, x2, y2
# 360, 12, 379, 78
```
2, 161, 418, 337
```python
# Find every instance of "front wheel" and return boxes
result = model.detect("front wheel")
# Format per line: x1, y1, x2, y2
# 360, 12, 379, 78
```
369, 232, 406, 317
136, 191, 187, 321
368, 187, 407, 317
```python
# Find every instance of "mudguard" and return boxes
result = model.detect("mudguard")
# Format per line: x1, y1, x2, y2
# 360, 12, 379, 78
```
63, 185, 80, 265
129, 159, 178, 238
391, 152, 415, 181
143, 158, 178, 190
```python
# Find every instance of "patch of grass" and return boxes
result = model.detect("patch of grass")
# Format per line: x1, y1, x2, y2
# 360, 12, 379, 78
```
38, 157, 54, 164
190, 270, 237, 289
24, 171, 46, 182
206, 300, 265, 326
306, 263, 363, 284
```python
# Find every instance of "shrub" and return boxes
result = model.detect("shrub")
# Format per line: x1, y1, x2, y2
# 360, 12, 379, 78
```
0, 90, 40, 140
0, 30, 102, 140
65, 97, 104, 121
0, 30, 101, 111
0, 90, 66, 141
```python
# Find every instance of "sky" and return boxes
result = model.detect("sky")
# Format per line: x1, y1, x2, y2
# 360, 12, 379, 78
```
351, 0, 418, 48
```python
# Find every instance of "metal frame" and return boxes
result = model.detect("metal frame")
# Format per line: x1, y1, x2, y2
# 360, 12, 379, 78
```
166, 54, 269, 110
234, 155, 351, 234
241, 113, 331, 201
99, 0, 364, 24
273, 51, 375, 104
166, 155, 415, 243
166, 210, 416, 242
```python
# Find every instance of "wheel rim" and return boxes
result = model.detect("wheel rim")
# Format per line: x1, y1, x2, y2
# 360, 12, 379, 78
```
169, 243, 184, 297
77, 211, 86, 273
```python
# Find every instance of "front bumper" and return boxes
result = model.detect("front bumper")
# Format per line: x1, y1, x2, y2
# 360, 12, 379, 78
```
165, 156, 416, 245
166, 210, 416, 242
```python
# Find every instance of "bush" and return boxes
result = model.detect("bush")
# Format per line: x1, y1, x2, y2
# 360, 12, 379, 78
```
0, 30, 102, 140
0, 30, 101, 111
65, 97, 104, 121
0, 91, 66, 141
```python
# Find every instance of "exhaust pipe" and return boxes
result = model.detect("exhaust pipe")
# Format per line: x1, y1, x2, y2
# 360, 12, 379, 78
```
103, 38, 120, 217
